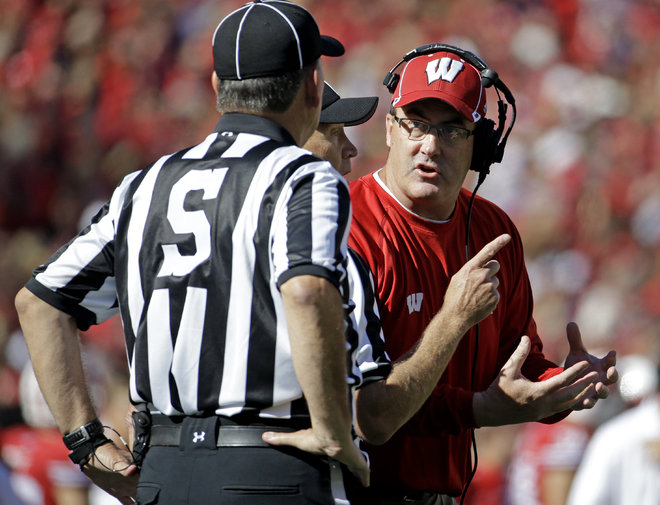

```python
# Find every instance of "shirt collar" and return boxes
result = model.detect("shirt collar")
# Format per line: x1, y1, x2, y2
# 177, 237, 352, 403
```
213, 113, 297, 145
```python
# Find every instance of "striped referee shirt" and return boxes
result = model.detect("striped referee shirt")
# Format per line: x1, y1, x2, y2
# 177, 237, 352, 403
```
26, 113, 390, 420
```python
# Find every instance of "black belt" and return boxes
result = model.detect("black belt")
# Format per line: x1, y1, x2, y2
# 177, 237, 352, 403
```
149, 422, 297, 448
374, 489, 447, 504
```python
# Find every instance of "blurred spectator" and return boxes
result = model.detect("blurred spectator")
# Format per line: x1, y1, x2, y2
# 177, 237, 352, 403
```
0, 362, 89, 505
567, 355, 660, 505
503, 353, 658, 505
0, 459, 23, 505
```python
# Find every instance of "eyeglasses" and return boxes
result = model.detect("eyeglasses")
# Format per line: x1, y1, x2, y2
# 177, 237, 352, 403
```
391, 115, 475, 145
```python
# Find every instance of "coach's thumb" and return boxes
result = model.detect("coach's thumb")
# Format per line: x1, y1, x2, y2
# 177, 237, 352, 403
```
504, 336, 531, 375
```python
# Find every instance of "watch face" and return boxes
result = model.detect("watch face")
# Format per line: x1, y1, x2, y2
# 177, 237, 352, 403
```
63, 419, 104, 449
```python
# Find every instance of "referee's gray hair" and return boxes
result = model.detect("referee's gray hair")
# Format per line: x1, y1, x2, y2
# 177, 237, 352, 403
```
215, 65, 313, 114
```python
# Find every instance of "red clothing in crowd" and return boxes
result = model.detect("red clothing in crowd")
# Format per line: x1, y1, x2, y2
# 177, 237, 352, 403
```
0, 425, 88, 505
348, 172, 565, 496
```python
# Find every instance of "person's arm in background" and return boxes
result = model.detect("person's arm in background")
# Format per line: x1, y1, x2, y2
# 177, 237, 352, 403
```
565, 418, 619, 505
541, 467, 579, 505
276, 274, 369, 486
15, 289, 138, 505
53, 486, 89, 505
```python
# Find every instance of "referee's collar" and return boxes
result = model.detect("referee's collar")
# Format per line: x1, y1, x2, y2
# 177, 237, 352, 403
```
214, 113, 297, 145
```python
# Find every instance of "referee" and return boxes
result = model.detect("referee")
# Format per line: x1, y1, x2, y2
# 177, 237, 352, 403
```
15, 2, 372, 504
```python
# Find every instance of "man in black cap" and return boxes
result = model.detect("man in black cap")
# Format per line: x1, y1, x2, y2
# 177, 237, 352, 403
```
305, 82, 379, 177
15, 1, 373, 504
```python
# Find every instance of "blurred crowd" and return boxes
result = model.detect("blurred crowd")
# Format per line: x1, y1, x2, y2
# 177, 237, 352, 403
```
1, 0, 659, 503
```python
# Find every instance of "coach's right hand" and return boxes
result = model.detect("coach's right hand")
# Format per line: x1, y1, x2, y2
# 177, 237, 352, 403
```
443, 233, 511, 329
263, 428, 370, 487
83, 441, 139, 505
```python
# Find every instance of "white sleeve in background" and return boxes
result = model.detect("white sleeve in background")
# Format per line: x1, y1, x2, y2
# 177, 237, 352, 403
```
567, 397, 660, 505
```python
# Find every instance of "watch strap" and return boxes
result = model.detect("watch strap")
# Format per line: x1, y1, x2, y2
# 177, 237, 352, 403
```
68, 436, 111, 468
63, 419, 105, 450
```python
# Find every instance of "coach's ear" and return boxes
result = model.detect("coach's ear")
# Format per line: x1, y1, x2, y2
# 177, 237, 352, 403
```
211, 71, 220, 94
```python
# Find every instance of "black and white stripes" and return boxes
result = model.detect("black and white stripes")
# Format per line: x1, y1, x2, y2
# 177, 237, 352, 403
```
26, 113, 389, 420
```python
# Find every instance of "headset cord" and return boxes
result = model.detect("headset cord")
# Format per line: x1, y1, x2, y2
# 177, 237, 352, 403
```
459, 176, 485, 505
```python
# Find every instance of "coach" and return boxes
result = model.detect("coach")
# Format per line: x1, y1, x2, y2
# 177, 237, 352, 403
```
14, 1, 374, 504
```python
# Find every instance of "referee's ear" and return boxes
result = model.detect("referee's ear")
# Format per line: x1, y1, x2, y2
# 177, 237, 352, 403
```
211, 71, 220, 95
303, 60, 323, 110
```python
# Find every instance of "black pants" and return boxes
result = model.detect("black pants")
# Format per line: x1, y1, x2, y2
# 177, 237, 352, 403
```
135, 415, 362, 504
372, 494, 456, 505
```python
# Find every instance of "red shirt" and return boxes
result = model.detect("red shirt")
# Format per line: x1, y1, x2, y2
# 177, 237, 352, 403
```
0, 425, 88, 505
349, 172, 564, 496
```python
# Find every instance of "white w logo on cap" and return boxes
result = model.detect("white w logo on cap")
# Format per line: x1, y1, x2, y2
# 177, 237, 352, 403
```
425, 58, 464, 85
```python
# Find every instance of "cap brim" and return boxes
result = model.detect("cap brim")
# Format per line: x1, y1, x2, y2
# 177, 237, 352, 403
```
320, 96, 379, 126
392, 90, 480, 123
321, 35, 345, 57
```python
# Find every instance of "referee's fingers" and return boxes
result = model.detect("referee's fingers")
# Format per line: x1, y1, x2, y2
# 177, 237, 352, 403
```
262, 428, 321, 454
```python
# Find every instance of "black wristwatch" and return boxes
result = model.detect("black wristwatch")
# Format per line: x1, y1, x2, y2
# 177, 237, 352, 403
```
63, 419, 105, 450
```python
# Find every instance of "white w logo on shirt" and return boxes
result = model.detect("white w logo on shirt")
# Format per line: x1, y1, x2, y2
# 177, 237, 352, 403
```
406, 293, 424, 314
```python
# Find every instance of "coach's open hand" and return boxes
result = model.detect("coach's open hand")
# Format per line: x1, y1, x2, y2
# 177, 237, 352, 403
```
563, 322, 618, 409
472, 336, 598, 426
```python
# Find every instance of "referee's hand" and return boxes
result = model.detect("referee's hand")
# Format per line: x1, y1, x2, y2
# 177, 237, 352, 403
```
83, 441, 139, 505
263, 428, 370, 487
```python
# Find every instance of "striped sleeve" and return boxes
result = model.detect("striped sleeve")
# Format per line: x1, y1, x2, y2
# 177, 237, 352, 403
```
25, 172, 141, 330
272, 159, 351, 289
346, 248, 391, 387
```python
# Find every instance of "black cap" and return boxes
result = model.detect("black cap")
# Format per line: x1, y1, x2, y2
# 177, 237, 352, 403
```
320, 82, 379, 127
213, 0, 344, 80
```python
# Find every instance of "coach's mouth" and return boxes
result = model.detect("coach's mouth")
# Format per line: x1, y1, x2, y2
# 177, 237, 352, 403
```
415, 162, 439, 176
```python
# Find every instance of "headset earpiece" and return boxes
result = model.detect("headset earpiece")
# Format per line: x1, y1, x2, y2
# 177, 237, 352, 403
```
470, 118, 498, 176
382, 72, 399, 94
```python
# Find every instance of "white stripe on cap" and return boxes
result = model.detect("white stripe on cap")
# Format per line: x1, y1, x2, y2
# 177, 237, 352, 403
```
212, 0, 311, 80
391, 60, 412, 107
234, 5, 256, 79
260, 2, 304, 70
211, 3, 249, 50
470, 65, 485, 121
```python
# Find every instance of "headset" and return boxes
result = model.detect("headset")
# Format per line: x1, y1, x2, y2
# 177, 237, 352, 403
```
383, 42, 517, 183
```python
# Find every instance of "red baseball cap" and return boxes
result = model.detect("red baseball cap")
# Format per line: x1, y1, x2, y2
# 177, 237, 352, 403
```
391, 51, 487, 122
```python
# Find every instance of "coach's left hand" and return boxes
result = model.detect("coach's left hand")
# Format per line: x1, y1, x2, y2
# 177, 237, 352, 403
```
563, 322, 618, 409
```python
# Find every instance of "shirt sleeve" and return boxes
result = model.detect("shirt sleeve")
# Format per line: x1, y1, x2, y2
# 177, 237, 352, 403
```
566, 422, 618, 505
25, 172, 140, 330
346, 248, 392, 388
273, 161, 351, 290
